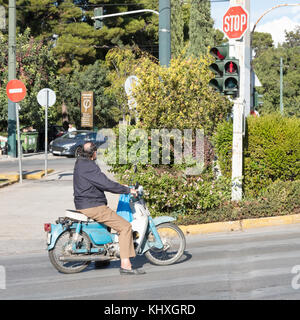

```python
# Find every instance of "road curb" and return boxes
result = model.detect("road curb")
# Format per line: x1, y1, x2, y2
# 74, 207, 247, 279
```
25, 169, 55, 179
0, 169, 54, 182
0, 178, 19, 188
178, 213, 300, 235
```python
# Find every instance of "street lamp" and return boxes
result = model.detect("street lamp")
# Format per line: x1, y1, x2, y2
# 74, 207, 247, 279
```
92, 0, 171, 67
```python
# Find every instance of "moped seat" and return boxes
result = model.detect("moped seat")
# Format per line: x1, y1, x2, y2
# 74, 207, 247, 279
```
65, 210, 94, 222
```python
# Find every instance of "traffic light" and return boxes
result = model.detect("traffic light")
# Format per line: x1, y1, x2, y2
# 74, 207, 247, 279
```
94, 7, 103, 30
224, 58, 239, 96
209, 44, 240, 98
253, 88, 263, 108
209, 44, 229, 94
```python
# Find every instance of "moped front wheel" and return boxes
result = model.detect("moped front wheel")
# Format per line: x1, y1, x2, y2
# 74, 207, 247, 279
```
145, 222, 186, 266
48, 230, 91, 274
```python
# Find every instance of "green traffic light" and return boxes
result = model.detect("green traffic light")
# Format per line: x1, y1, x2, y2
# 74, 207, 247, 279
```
224, 77, 238, 96
225, 78, 237, 89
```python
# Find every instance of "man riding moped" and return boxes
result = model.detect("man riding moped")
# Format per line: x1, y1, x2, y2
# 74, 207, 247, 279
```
73, 142, 146, 275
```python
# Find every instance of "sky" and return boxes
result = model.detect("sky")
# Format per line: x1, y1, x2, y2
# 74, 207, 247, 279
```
211, 0, 300, 46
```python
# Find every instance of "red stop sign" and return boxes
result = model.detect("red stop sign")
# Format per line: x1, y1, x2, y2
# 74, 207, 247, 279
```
6, 79, 27, 102
223, 6, 248, 40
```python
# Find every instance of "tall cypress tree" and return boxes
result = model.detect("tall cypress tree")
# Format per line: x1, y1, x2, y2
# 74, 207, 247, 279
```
171, 0, 184, 58
187, 0, 214, 57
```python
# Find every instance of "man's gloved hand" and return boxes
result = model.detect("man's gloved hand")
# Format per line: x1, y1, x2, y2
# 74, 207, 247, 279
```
130, 188, 138, 197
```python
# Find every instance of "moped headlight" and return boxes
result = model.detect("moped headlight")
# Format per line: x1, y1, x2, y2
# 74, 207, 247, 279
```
138, 185, 144, 195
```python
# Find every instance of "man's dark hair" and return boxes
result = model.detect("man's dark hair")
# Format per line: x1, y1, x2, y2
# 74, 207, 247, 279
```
81, 142, 97, 158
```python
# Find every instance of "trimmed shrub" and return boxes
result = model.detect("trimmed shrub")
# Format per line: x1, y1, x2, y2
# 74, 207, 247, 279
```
244, 113, 300, 196
177, 180, 300, 225
213, 113, 300, 197
113, 164, 232, 219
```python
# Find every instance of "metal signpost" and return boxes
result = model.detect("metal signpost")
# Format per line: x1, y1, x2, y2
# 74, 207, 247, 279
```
223, 0, 250, 201
125, 75, 139, 123
37, 88, 56, 177
6, 79, 27, 183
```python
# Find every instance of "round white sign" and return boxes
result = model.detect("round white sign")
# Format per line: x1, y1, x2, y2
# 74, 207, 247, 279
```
124, 75, 139, 96
37, 88, 56, 107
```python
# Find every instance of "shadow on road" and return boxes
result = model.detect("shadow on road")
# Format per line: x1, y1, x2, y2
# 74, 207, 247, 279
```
58, 173, 73, 179
76, 249, 192, 274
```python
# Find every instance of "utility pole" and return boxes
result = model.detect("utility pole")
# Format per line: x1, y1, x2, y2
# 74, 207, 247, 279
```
7, 0, 16, 157
229, 0, 251, 116
159, 0, 171, 67
229, 0, 251, 201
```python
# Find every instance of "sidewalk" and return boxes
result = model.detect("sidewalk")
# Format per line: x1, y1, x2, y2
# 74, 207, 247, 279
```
0, 160, 120, 256
0, 151, 47, 161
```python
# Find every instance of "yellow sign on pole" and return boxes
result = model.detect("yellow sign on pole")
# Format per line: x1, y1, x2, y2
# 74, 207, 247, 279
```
81, 91, 94, 128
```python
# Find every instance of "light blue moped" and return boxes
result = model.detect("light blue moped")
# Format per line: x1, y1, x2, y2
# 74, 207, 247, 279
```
44, 176, 186, 274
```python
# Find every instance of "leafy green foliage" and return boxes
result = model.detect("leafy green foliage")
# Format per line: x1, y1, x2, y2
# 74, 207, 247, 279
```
244, 114, 300, 196
212, 119, 233, 178
253, 29, 300, 117
213, 113, 300, 197
56, 60, 121, 129
7, 0, 162, 74
171, 0, 184, 58
113, 164, 232, 219
104, 46, 151, 123
252, 31, 274, 57
178, 180, 300, 225
0, 29, 59, 132
187, 0, 214, 57
133, 51, 232, 135
283, 26, 300, 48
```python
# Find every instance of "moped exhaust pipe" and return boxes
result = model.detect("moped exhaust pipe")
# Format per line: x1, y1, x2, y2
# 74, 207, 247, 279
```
59, 255, 112, 262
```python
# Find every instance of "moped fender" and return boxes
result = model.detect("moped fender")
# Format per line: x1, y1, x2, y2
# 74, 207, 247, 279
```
140, 216, 176, 254
47, 223, 65, 250
152, 216, 176, 226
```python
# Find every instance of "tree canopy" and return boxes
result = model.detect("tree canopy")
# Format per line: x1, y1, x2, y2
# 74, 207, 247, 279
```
133, 51, 232, 135
0, 1, 299, 133
252, 28, 300, 117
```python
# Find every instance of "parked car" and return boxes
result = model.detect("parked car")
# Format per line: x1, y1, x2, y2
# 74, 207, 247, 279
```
49, 130, 106, 157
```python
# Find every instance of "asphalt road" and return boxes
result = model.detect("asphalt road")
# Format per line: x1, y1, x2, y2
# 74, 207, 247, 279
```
0, 152, 76, 174
1, 225, 300, 300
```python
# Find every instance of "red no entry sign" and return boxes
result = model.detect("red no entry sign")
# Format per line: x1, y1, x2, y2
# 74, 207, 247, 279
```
6, 79, 27, 102
223, 6, 249, 40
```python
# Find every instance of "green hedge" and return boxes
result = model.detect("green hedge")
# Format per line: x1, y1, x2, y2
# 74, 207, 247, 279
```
108, 114, 300, 224
213, 113, 300, 197
178, 180, 300, 225
113, 165, 232, 219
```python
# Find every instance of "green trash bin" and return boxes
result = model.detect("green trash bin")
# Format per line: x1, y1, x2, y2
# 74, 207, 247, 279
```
20, 131, 39, 153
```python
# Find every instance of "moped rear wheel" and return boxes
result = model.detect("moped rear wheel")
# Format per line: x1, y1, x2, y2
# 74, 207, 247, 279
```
49, 230, 91, 274
145, 222, 186, 266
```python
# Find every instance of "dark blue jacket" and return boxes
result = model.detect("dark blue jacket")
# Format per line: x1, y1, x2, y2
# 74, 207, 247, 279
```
73, 158, 130, 210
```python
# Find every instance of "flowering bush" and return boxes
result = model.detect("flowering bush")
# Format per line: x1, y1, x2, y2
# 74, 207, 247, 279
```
112, 164, 232, 219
